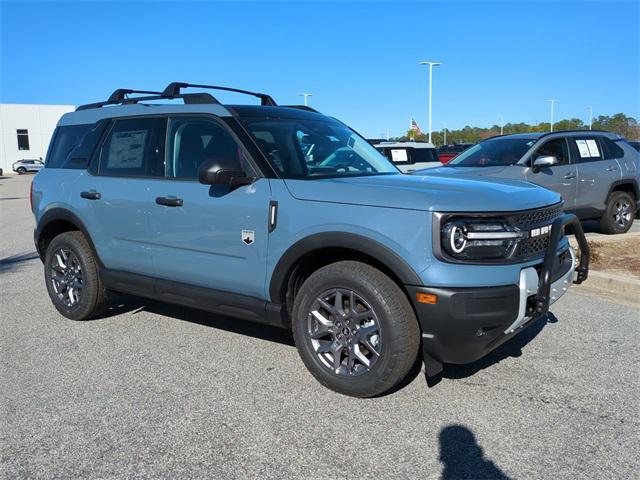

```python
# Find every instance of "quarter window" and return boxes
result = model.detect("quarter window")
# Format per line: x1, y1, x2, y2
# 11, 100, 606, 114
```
167, 117, 245, 179
599, 137, 624, 160
98, 118, 165, 177
17, 129, 30, 150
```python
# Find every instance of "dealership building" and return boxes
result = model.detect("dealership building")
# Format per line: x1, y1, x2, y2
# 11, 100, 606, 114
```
0, 104, 75, 174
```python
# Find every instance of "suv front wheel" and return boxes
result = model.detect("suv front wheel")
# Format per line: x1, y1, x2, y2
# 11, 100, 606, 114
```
292, 261, 420, 397
600, 191, 635, 234
44, 231, 109, 320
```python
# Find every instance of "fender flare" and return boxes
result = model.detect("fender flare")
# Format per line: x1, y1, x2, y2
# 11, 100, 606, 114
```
36, 208, 103, 266
269, 231, 422, 302
607, 179, 639, 201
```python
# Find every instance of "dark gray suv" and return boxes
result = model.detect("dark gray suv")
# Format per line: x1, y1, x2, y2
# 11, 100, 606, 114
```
420, 131, 640, 234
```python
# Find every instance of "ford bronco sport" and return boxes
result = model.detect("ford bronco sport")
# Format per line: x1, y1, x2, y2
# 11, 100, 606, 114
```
32, 83, 589, 397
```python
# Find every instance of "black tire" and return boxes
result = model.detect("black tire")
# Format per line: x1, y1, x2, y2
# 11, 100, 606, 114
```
16, 167, 26, 174
599, 191, 635, 234
44, 231, 108, 320
291, 261, 420, 397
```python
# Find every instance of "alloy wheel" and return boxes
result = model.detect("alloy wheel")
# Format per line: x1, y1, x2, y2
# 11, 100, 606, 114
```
613, 200, 632, 229
50, 248, 83, 307
307, 288, 381, 376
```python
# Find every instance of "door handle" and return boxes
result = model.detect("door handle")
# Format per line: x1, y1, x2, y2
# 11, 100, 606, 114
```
80, 191, 101, 200
155, 196, 183, 207
563, 173, 576, 179
606, 165, 618, 172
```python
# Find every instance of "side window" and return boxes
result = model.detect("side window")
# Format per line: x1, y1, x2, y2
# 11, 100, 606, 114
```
599, 137, 624, 160
98, 118, 165, 177
46, 124, 93, 168
572, 137, 603, 163
532, 138, 570, 165
167, 117, 244, 179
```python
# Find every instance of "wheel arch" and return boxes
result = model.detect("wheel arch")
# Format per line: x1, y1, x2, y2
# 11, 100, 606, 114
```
36, 209, 102, 266
608, 180, 638, 201
269, 232, 422, 313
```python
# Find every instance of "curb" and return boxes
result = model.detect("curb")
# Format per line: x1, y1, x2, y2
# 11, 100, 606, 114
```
574, 270, 640, 309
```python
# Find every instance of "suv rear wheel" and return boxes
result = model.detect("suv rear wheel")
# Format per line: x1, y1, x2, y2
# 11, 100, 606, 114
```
600, 191, 635, 234
291, 261, 420, 397
16, 167, 26, 174
44, 231, 109, 320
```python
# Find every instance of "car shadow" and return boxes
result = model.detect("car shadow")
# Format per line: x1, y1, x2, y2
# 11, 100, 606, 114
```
95, 294, 295, 347
439, 312, 557, 381
439, 424, 512, 479
0, 251, 41, 273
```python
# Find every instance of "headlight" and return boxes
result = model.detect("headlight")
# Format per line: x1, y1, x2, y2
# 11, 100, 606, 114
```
440, 217, 524, 261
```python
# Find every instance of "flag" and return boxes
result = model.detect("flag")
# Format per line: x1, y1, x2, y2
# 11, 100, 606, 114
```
410, 118, 421, 133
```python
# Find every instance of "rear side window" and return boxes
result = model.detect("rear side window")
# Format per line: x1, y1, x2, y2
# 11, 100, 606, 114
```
599, 137, 624, 159
46, 124, 92, 168
410, 148, 438, 163
98, 118, 165, 177
572, 137, 603, 162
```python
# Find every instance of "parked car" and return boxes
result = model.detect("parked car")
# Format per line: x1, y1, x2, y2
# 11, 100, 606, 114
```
418, 131, 640, 234
32, 83, 589, 397
437, 143, 474, 164
629, 141, 640, 152
373, 141, 439, 172
12, 159, 44, 174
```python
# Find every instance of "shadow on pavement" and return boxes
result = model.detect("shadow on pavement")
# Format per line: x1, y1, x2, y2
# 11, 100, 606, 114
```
439, 425, 511, 479
0, 251, 40, 273
440, 312, 557, 380
95, 294, 295, 347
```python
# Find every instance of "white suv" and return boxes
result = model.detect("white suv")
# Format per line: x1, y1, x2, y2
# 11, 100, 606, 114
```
12, 159, 44, 174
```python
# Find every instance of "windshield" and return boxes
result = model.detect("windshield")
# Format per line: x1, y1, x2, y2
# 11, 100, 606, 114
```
447, 138, 537, 167
241, 117, 399, 179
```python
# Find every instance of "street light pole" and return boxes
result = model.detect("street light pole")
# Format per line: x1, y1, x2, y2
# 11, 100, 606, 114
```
587, 106, 593, 130
500, 114, 504, 136
547, 99, 557, 132
297, 93, 313, 106
419, 61, 442, 144
443, 123, 447, 145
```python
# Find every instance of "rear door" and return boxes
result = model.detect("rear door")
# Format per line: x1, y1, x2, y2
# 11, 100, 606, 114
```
146, 115, 271, 299
525, 137, 577, 209
570, 136, 621, 212
80, 116, 165, 276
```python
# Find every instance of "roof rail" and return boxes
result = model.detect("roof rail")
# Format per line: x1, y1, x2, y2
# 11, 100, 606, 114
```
162, 82, 277, 106
77, 88, 163, 111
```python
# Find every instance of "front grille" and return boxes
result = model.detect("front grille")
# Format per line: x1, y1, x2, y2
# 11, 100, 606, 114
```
516, 235, 550, 258
511, 204, 563, 229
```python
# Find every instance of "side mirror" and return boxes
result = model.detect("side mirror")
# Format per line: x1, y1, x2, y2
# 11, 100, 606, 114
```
532, 155, 558, 173
198, 159, 254, 186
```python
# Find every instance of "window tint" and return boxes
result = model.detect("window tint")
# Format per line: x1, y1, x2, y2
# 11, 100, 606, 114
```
46, 124, 93, 168
98, 118, 164, 177
532, 138, 570, 165
410, 148, 438, 163
167, 117, 244, 179
17, 129, 30, 150
572, 137, 603, 162
599, 137, 624, 159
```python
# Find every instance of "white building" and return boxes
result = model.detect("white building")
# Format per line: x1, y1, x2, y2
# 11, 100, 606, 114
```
0, 104, 75, 174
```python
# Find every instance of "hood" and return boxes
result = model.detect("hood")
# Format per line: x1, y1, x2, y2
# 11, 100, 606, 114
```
416, 165, 509, 176
283, 173, 560, 212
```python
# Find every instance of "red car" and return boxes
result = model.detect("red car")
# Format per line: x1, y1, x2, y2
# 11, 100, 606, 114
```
437, 143, 474, 164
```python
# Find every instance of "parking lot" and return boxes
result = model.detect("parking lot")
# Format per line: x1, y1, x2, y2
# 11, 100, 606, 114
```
1, 173, 639, 479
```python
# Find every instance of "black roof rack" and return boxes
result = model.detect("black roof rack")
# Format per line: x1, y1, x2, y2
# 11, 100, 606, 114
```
162, 82, 277, 106
76, 88, 163, 111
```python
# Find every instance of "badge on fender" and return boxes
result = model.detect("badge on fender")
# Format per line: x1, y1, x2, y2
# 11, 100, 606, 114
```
242, 230, 255, 245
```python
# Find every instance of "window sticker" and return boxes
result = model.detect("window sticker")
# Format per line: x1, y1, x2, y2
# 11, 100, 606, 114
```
575, 140, 591, 158
107, 130, 147, 168
585, 139, 600, 157
391, 149, 408, 162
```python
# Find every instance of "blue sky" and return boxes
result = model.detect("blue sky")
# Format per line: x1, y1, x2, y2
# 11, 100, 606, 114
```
1, 1, 638, 137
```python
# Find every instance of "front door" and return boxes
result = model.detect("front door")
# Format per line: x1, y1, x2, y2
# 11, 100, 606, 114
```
147, 116, 270, 299
525, 137, 577, 209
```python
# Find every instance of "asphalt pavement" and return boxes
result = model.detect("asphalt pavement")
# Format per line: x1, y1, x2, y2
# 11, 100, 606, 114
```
1, 173, 639, 479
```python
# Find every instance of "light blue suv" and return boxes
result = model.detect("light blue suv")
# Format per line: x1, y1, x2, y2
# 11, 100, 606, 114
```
31, 83, 589, 397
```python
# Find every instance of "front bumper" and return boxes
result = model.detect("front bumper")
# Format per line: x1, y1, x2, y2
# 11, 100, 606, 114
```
411, 213, 589, 365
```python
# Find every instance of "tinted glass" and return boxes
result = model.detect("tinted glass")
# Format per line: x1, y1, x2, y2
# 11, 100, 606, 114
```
448, 138, 536, 167
17, 129, 30, 150
46, 124, 93, 168
98, 118, 164, 177
532, 138, 570, 165
167, 117, 244, 178
572, 137, 603, 162
242, 117, 398, 179
600, 137, 624, 159
411, 148, 439, 163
